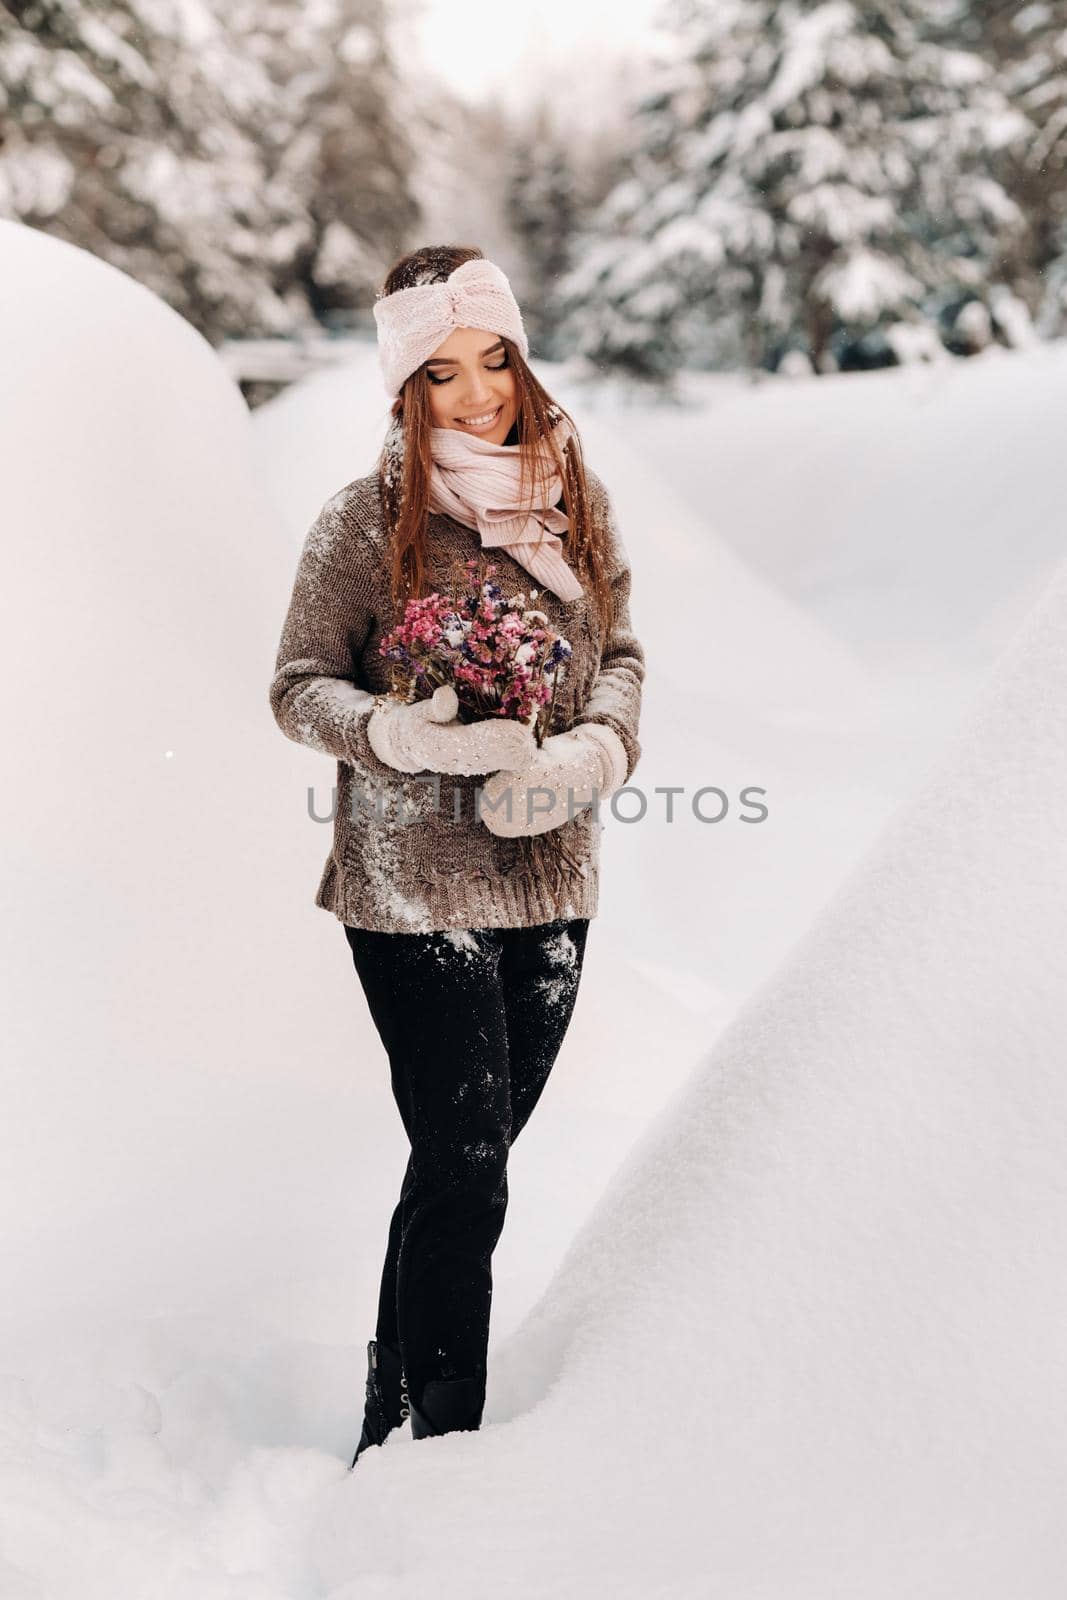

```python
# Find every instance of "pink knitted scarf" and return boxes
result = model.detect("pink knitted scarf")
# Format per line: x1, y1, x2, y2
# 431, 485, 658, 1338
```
427, 415, 584, 604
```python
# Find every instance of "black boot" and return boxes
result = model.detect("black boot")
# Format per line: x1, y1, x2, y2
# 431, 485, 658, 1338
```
409, 1375, 485, 1439
350, 1338, 408, 1467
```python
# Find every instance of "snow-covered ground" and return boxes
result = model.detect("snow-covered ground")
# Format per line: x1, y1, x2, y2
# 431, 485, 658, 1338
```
1, 218, 1064, 1597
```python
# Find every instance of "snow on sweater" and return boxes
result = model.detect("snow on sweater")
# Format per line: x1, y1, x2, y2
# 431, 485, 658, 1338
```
268, 464, 645, 934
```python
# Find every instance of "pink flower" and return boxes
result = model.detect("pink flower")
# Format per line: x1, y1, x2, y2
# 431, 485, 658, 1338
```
378, 570, 572, 747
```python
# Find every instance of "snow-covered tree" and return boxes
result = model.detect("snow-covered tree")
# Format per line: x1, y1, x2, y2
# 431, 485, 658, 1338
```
555, 0, 1034, 380
503, 98, 584, 360
228, 0, 421, 328
0, 0, 420, 343
971, 0, 1067, 338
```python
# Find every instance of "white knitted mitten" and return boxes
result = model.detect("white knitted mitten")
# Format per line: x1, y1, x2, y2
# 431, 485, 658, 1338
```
478, 722, 628, 837
366, 684, 539, 777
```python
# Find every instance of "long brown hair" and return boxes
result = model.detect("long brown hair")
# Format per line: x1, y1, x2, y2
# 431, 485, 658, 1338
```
374, 243, 614, 648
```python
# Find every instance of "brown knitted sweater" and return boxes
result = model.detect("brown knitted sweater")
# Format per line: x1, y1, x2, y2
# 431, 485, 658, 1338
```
269, 464, 645, 933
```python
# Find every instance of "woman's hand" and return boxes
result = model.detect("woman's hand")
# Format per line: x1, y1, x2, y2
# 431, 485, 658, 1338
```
478, 722, 628, 837
366, 684, 539, 777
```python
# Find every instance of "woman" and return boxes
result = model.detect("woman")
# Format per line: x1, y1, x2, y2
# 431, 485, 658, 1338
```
269, 244, 645, 1456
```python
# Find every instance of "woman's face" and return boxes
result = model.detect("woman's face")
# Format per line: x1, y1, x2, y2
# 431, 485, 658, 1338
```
423, 325, 518, 443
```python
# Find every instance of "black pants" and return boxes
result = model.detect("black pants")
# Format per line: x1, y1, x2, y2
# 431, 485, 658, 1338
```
344, 915, 590, 1408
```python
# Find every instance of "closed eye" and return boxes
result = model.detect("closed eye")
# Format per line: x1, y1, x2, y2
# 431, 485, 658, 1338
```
427, 359, 509, 386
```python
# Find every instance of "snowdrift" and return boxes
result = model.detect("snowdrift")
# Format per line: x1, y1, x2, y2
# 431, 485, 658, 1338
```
0, 221, 405, 1349
636, 346, 1067, 701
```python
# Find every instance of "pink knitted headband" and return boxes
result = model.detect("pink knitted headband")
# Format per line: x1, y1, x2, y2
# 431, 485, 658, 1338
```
372, 257, 530, 401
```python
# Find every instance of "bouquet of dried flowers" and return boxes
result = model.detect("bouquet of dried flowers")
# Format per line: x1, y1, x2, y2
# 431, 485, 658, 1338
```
377, 558, 572, 748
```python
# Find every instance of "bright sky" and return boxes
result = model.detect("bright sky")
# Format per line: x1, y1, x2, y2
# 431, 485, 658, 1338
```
403, 0, 666, 108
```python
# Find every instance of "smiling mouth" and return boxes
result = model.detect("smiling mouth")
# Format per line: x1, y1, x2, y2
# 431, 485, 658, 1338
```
455, 405, 503, 428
